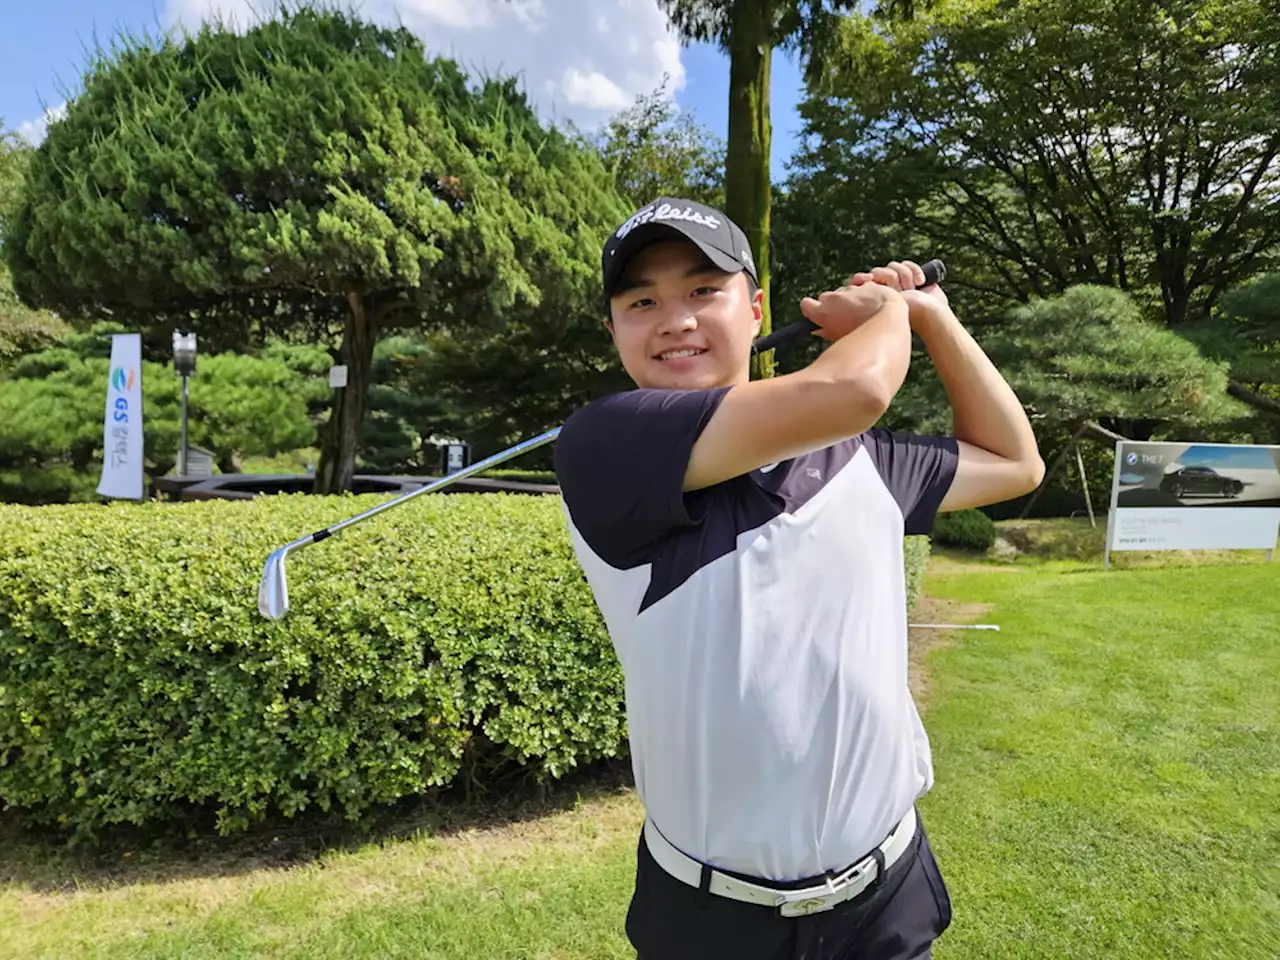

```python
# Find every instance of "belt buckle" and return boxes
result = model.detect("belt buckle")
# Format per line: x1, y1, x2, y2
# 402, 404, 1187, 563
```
774, 860, 872, 918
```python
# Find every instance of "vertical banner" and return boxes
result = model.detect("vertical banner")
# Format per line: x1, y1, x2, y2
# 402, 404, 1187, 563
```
96, 333, 145, 500
1103, 440, 1280, 567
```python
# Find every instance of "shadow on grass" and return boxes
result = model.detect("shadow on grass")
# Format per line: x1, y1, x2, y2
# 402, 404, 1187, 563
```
0, 757, 636, 895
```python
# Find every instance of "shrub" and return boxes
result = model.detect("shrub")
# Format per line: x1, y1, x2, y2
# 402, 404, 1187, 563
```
904, 535, 930, 609
0, 496, 931, 838
931, 509, 997, 552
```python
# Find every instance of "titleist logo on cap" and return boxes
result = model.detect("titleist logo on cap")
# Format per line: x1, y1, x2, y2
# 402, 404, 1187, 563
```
615, 202, 722, 240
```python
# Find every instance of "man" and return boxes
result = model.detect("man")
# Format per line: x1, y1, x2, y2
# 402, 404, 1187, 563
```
553, 197, 1044, 959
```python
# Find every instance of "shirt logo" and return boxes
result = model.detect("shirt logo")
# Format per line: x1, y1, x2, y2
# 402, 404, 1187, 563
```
807, 468, 822, 480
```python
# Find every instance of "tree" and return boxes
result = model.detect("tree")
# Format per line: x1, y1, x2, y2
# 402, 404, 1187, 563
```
983, 285, 1244, 441
5, 7, 629, 493
791, 0, 1280, 352
594, 76, 726, 208
1186, 272, 1280, 438
0, 127, 68, 367
358, 334, 463, 474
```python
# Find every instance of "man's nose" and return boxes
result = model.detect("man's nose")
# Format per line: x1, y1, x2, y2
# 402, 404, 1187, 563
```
656, 307, 698, 336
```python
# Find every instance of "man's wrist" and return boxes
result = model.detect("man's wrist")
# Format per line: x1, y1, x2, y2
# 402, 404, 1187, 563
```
910, 302, 959, 341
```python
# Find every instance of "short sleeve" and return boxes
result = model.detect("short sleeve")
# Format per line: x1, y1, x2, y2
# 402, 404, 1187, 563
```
861, 427, 960, 535
554, 387, 732, 565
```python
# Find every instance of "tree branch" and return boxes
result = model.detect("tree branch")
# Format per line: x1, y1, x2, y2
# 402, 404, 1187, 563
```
1228, 381, 1280, 416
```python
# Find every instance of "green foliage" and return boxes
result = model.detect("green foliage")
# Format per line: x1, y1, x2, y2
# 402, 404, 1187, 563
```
0, 494, 623, 838
931, 508, 996, 552
0, 494, 931, 837
904, 534, 930, 610
982, 285, 1246, 431
790, 0, 1280, 329
593, 77, 726, 208
1218, 273, 1280, 345
0, 128, 68, 368
1197, 272, 1280, 429
0, 324, 327, 501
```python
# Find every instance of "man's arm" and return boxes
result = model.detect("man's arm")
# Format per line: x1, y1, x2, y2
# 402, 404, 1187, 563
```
918, 309, 1045, 511
683, 284, 912, 492
849, 260, 1044, 511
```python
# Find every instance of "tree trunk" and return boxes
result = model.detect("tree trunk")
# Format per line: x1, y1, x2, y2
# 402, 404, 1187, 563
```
217, 450, 244, 474
727, 0, 774, 381
314, 292, 378, 494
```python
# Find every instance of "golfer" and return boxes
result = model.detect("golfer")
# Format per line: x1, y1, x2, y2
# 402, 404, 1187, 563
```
554, 197, 1044, 959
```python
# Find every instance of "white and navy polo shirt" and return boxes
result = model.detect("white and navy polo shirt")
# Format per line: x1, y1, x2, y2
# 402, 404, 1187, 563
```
554, 386, 959, 883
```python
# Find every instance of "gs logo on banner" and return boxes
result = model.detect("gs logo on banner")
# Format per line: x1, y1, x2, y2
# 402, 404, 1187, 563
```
111, 366, 136, 423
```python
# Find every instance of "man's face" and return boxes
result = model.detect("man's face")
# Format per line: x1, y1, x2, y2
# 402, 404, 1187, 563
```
605, 239, 763, 391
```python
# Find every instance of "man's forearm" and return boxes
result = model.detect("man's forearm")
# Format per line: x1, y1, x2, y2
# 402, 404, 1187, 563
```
917, 309, 1040, 469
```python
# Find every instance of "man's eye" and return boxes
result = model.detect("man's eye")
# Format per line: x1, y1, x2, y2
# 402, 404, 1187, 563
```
692, 286, 720, 296
630, 297, 655, 309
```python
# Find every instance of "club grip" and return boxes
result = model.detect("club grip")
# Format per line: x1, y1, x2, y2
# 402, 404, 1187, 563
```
750, 258, 946, 355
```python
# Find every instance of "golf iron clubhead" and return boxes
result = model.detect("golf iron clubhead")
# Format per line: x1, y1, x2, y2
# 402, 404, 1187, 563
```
256, 258, 946, 619
258, 546, 292, 621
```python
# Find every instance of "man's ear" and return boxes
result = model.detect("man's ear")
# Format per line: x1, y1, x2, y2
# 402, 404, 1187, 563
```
602, 315, 616, 341
751, 286, 764, 336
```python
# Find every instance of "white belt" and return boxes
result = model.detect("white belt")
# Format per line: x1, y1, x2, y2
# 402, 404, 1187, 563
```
642, 807, 917, 919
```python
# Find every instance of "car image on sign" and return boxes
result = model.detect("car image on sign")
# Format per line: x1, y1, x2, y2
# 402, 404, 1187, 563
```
1159, 465, 1245, 499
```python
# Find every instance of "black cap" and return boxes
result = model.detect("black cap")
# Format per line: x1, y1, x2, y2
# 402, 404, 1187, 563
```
602, 197, 758, 297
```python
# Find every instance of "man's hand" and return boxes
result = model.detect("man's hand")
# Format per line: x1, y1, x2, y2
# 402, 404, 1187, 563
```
799, 281, 907, 342
847, 260, 949, 332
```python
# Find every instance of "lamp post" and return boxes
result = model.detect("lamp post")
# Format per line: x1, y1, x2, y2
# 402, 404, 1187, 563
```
172, 331, 197, 476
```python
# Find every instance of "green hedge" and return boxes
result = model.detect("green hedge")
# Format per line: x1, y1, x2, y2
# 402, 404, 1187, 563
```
0, 496, 930, 837
931, 509, 997, 552
904, 535, 930, 609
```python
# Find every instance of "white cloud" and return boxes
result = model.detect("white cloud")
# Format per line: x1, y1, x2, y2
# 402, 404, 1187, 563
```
560, 68, 633, 111
162, 0, 686, 130
17, 101, 67, 146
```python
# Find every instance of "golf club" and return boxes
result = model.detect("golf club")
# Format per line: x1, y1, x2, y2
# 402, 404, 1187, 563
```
908, 623, 1000, 631
258, 258, 946, 620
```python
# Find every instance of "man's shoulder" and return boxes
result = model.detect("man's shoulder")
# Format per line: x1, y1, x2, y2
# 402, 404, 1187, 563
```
558, 386, 732, 458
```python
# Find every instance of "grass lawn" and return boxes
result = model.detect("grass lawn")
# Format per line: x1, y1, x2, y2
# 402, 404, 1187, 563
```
2, 544, 1277, 958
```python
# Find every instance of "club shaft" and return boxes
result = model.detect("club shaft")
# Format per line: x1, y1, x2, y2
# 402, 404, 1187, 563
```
907, 623, 1000, 631
295, 427, 562, 548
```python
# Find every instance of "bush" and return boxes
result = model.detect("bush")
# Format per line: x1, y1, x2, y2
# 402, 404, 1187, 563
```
904, 535, 930, 610
0, 496, 931, 838
931, 509, 997, 552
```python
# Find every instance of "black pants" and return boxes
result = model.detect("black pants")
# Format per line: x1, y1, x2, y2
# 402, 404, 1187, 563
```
625, 815, 952, 960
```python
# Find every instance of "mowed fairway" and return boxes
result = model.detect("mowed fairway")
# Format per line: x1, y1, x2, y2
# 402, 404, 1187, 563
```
919, 560, 1279, 959
2, 558, 1277, 959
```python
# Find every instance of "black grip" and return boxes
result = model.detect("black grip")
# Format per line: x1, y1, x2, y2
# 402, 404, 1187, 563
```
750, 258, 946, 355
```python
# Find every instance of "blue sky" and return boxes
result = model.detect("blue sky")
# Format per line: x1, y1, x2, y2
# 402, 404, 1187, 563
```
1, 0, 809, 182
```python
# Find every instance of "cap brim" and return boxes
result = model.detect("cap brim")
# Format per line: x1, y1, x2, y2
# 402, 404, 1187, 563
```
603, 221, 745, 297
